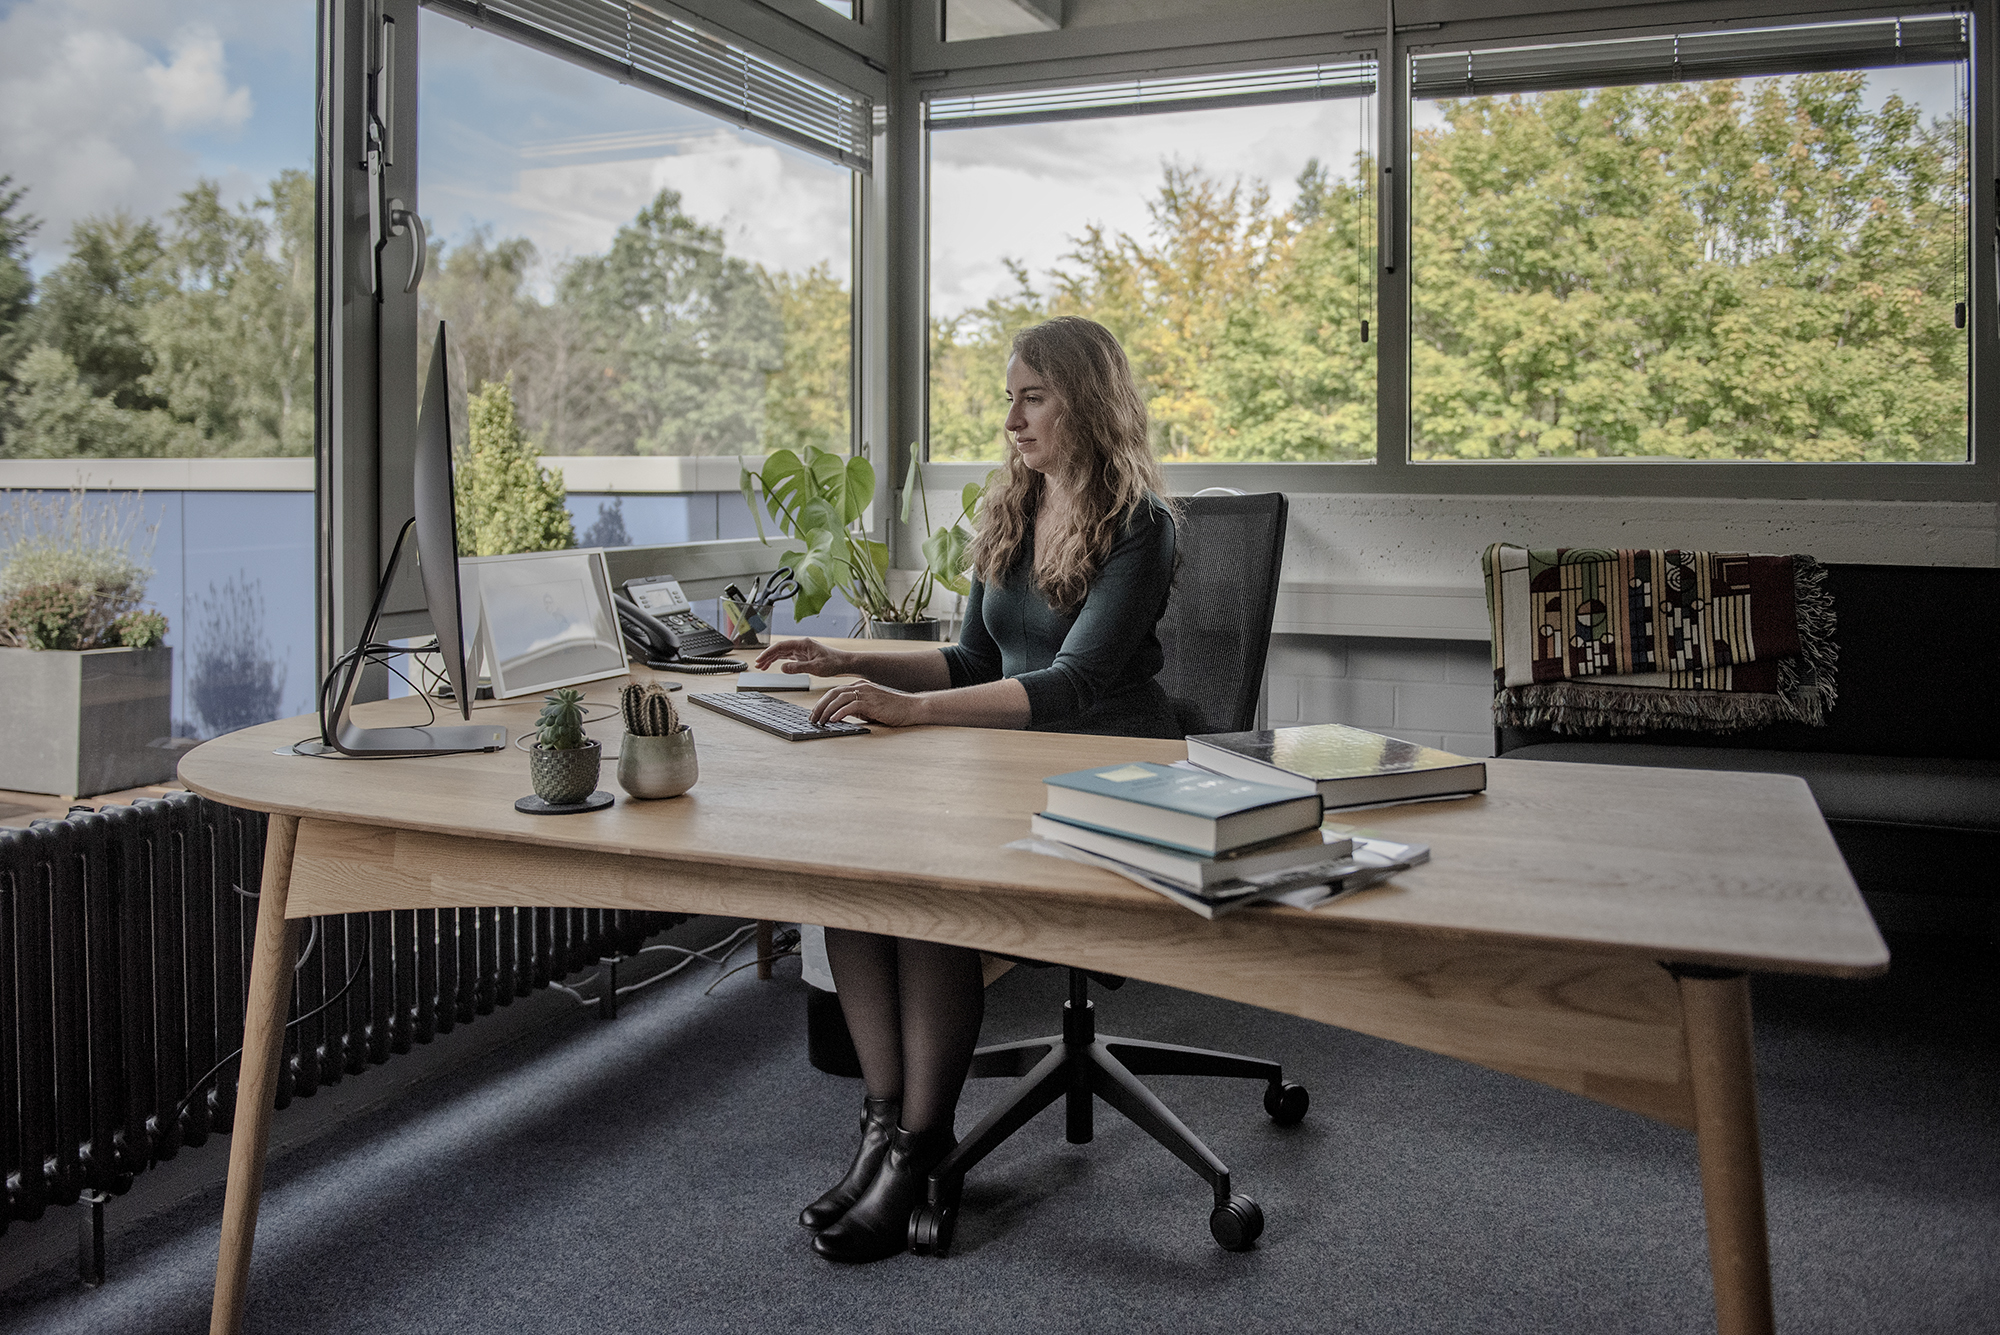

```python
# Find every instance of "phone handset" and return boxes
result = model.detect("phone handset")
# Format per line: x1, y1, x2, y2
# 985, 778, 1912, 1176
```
613, 594, 743, 673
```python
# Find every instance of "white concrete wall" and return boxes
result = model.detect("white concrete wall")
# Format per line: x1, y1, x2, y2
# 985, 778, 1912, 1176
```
1282, 494, 2000, 589
1265, 634, 1497, 757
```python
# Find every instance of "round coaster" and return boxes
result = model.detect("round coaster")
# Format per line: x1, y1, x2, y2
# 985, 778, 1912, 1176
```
515, 790, 615, 816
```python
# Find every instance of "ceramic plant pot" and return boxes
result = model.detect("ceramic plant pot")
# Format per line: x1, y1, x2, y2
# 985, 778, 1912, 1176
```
530, 740, 602, 805
863, 618, 943, 642
618, 729, 698, 799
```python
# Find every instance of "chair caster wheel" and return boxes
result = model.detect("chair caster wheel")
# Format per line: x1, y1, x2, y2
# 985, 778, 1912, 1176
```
1210, 1194, 1264, 1251
909, 1203, 955, 1257
1263, 1080, 1309, 1126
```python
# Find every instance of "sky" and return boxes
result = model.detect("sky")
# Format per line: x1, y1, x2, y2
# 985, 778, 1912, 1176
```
0, 1, 1969, 308
929, 94, 1374, 318
0, 0, 315, 275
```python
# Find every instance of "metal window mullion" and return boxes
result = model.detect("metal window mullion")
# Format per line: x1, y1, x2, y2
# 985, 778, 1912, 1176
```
1378, 33, 1411, 478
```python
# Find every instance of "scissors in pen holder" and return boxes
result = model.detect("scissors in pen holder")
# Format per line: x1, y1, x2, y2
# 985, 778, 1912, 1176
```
754, 566, 801, 613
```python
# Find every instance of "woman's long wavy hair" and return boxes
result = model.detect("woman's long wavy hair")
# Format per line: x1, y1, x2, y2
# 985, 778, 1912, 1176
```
969, 317, 1168, 612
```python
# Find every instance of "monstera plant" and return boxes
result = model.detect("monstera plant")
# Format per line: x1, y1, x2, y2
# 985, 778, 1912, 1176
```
740, 445, 985, 631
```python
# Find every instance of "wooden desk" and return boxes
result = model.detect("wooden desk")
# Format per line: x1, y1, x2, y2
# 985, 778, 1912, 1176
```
180, 658, 1886, 1335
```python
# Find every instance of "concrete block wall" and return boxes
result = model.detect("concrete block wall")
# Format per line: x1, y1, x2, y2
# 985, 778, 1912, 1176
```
1264, 634, 1497, 757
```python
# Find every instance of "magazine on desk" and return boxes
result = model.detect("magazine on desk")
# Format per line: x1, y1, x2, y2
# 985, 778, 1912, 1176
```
1011, 828, 1429, 920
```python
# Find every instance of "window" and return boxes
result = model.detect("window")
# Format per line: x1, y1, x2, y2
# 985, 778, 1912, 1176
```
926, 61, 1377, 463
1408, 16, 1971, 464
416, 6, 857, 461
0, 2, 317, 461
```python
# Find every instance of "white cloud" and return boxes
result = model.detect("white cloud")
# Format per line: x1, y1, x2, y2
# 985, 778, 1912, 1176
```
427, 133, 850, 294
144, 28, 252, 134
0, 2, 263, 264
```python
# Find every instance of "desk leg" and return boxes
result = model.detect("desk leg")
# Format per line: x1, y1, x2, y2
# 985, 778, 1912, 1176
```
1678, 971, 1775, 1335
210, 812, 300, 1335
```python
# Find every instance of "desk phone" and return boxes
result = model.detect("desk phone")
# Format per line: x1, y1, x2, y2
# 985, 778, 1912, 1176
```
621, 575, 736, 659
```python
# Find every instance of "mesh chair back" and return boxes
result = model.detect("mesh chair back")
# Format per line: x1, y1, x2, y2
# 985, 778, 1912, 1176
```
1155, 493, 1289, 736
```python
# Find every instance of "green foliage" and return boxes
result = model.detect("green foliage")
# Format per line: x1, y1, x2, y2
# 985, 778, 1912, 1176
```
535, 687, 587, 750
113, 608, 168, 649
0, 175, 314, 459
1410, 76, 1968, 461
899, 455, 987, 619
931, 72, 1966, 464
454, 378, 575, 557
760, 263, 851, 457
0, 487, 155, 601
5, 345, 201, 457
0, 177, 37, 412
620, 680, 682, 736
740, 443, 886, 620
0, 583, 95, 649
0, 488, 159, 649
559, 190, 783, 456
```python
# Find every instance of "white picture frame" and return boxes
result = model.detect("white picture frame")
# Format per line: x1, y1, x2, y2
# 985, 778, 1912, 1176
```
461, 548, 629, 699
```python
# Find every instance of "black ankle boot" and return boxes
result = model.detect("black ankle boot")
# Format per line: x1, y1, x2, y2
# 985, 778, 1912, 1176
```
799, 1095, 901, 1231
811, 1124, 955, 1264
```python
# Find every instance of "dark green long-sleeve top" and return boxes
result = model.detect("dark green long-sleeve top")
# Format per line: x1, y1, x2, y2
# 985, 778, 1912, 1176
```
939, 496, 1179, 739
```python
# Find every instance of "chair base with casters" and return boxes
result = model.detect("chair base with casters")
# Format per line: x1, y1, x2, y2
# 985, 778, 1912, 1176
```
906, 968, 1308, 1258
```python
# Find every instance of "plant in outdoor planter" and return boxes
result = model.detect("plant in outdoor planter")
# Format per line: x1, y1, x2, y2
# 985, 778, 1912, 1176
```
740, 445, 988, 640
0, 488, 176, 796
528, 687, 602, 806
617, 682, 697, 799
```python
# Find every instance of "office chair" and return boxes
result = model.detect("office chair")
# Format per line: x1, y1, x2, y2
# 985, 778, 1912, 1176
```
909, 490, 1305, 1258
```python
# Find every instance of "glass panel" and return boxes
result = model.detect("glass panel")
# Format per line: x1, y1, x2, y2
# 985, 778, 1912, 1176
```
1410, 57, 1970, 462
0, 3, 317, 460
928, 94, 1377, 462
416, 10, 853, 460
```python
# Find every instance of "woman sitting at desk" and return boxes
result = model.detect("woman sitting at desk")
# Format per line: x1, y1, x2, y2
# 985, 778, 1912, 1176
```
753, 315, 1178, 1263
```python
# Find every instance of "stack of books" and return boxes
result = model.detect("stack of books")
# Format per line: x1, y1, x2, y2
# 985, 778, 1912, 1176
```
1032, 761, 1391, 917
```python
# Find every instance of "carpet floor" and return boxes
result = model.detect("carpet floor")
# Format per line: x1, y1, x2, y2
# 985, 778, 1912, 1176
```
2, 931, 1994, 1334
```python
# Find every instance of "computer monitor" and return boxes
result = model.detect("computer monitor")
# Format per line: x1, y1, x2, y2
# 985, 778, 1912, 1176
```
315, 321, 507, 757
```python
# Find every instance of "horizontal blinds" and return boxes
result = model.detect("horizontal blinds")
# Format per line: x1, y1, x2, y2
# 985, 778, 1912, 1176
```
928, 60, 1376, 131
421, 0, 871, 170
1412, 14, 1968, 100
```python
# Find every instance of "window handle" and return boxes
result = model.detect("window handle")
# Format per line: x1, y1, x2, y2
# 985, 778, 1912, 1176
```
387, 200, 427, 294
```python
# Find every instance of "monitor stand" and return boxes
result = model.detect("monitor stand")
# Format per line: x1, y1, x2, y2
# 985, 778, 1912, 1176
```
307, 518, 508, 758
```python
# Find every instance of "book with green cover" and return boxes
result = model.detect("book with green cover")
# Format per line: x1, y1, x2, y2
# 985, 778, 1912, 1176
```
1185, 724, 1486, 810
1030, 814, 1353, 889
1041, 761, 1323, 855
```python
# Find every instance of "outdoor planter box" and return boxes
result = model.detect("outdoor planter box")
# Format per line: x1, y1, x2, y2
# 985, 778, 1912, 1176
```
0, 646, 176, 797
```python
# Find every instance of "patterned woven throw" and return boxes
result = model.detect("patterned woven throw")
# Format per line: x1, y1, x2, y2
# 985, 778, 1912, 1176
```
1480, 545, 1837, 736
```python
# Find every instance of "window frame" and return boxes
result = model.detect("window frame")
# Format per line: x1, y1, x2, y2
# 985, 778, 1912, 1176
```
909, 0, 1997, 504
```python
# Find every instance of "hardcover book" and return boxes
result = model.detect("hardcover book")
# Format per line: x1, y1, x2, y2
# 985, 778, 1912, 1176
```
1029, 814, 1353, 889
1041, 761, 1323, 856
1185, 724, 1487, 810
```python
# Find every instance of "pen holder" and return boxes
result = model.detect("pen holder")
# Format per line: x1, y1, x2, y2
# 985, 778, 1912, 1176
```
619, 729, 698, 799
720, 597, 766, 649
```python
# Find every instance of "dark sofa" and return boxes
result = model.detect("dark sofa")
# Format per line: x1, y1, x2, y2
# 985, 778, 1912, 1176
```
1496, 563, 2000, 938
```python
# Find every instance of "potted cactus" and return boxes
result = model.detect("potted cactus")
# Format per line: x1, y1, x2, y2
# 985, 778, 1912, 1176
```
527, 687, 603, 806
0, 488, 176, 797
617, 682, 697, 799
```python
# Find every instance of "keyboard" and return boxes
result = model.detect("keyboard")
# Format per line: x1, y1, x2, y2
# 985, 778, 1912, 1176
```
688, 691, 871, 741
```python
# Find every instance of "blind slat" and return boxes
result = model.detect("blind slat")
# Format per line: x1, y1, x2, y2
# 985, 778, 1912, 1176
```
1413, 14, 1968, 100
929, 60, 1377, 131
422, 0, 872, 171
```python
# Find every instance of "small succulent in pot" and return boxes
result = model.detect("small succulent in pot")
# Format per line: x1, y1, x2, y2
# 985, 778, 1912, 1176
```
529, 687, 601, 804
618, 681, 696, 799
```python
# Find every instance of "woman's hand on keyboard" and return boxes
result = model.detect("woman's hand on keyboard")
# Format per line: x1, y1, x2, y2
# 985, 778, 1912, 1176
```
811, 680, 929, 728
755, 638, 853, 677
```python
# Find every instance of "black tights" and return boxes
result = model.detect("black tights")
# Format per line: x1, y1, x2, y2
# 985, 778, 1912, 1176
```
824, 929, 985, 1136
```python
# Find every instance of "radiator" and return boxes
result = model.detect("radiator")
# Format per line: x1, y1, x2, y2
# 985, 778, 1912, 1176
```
1, 792, 683, 1246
